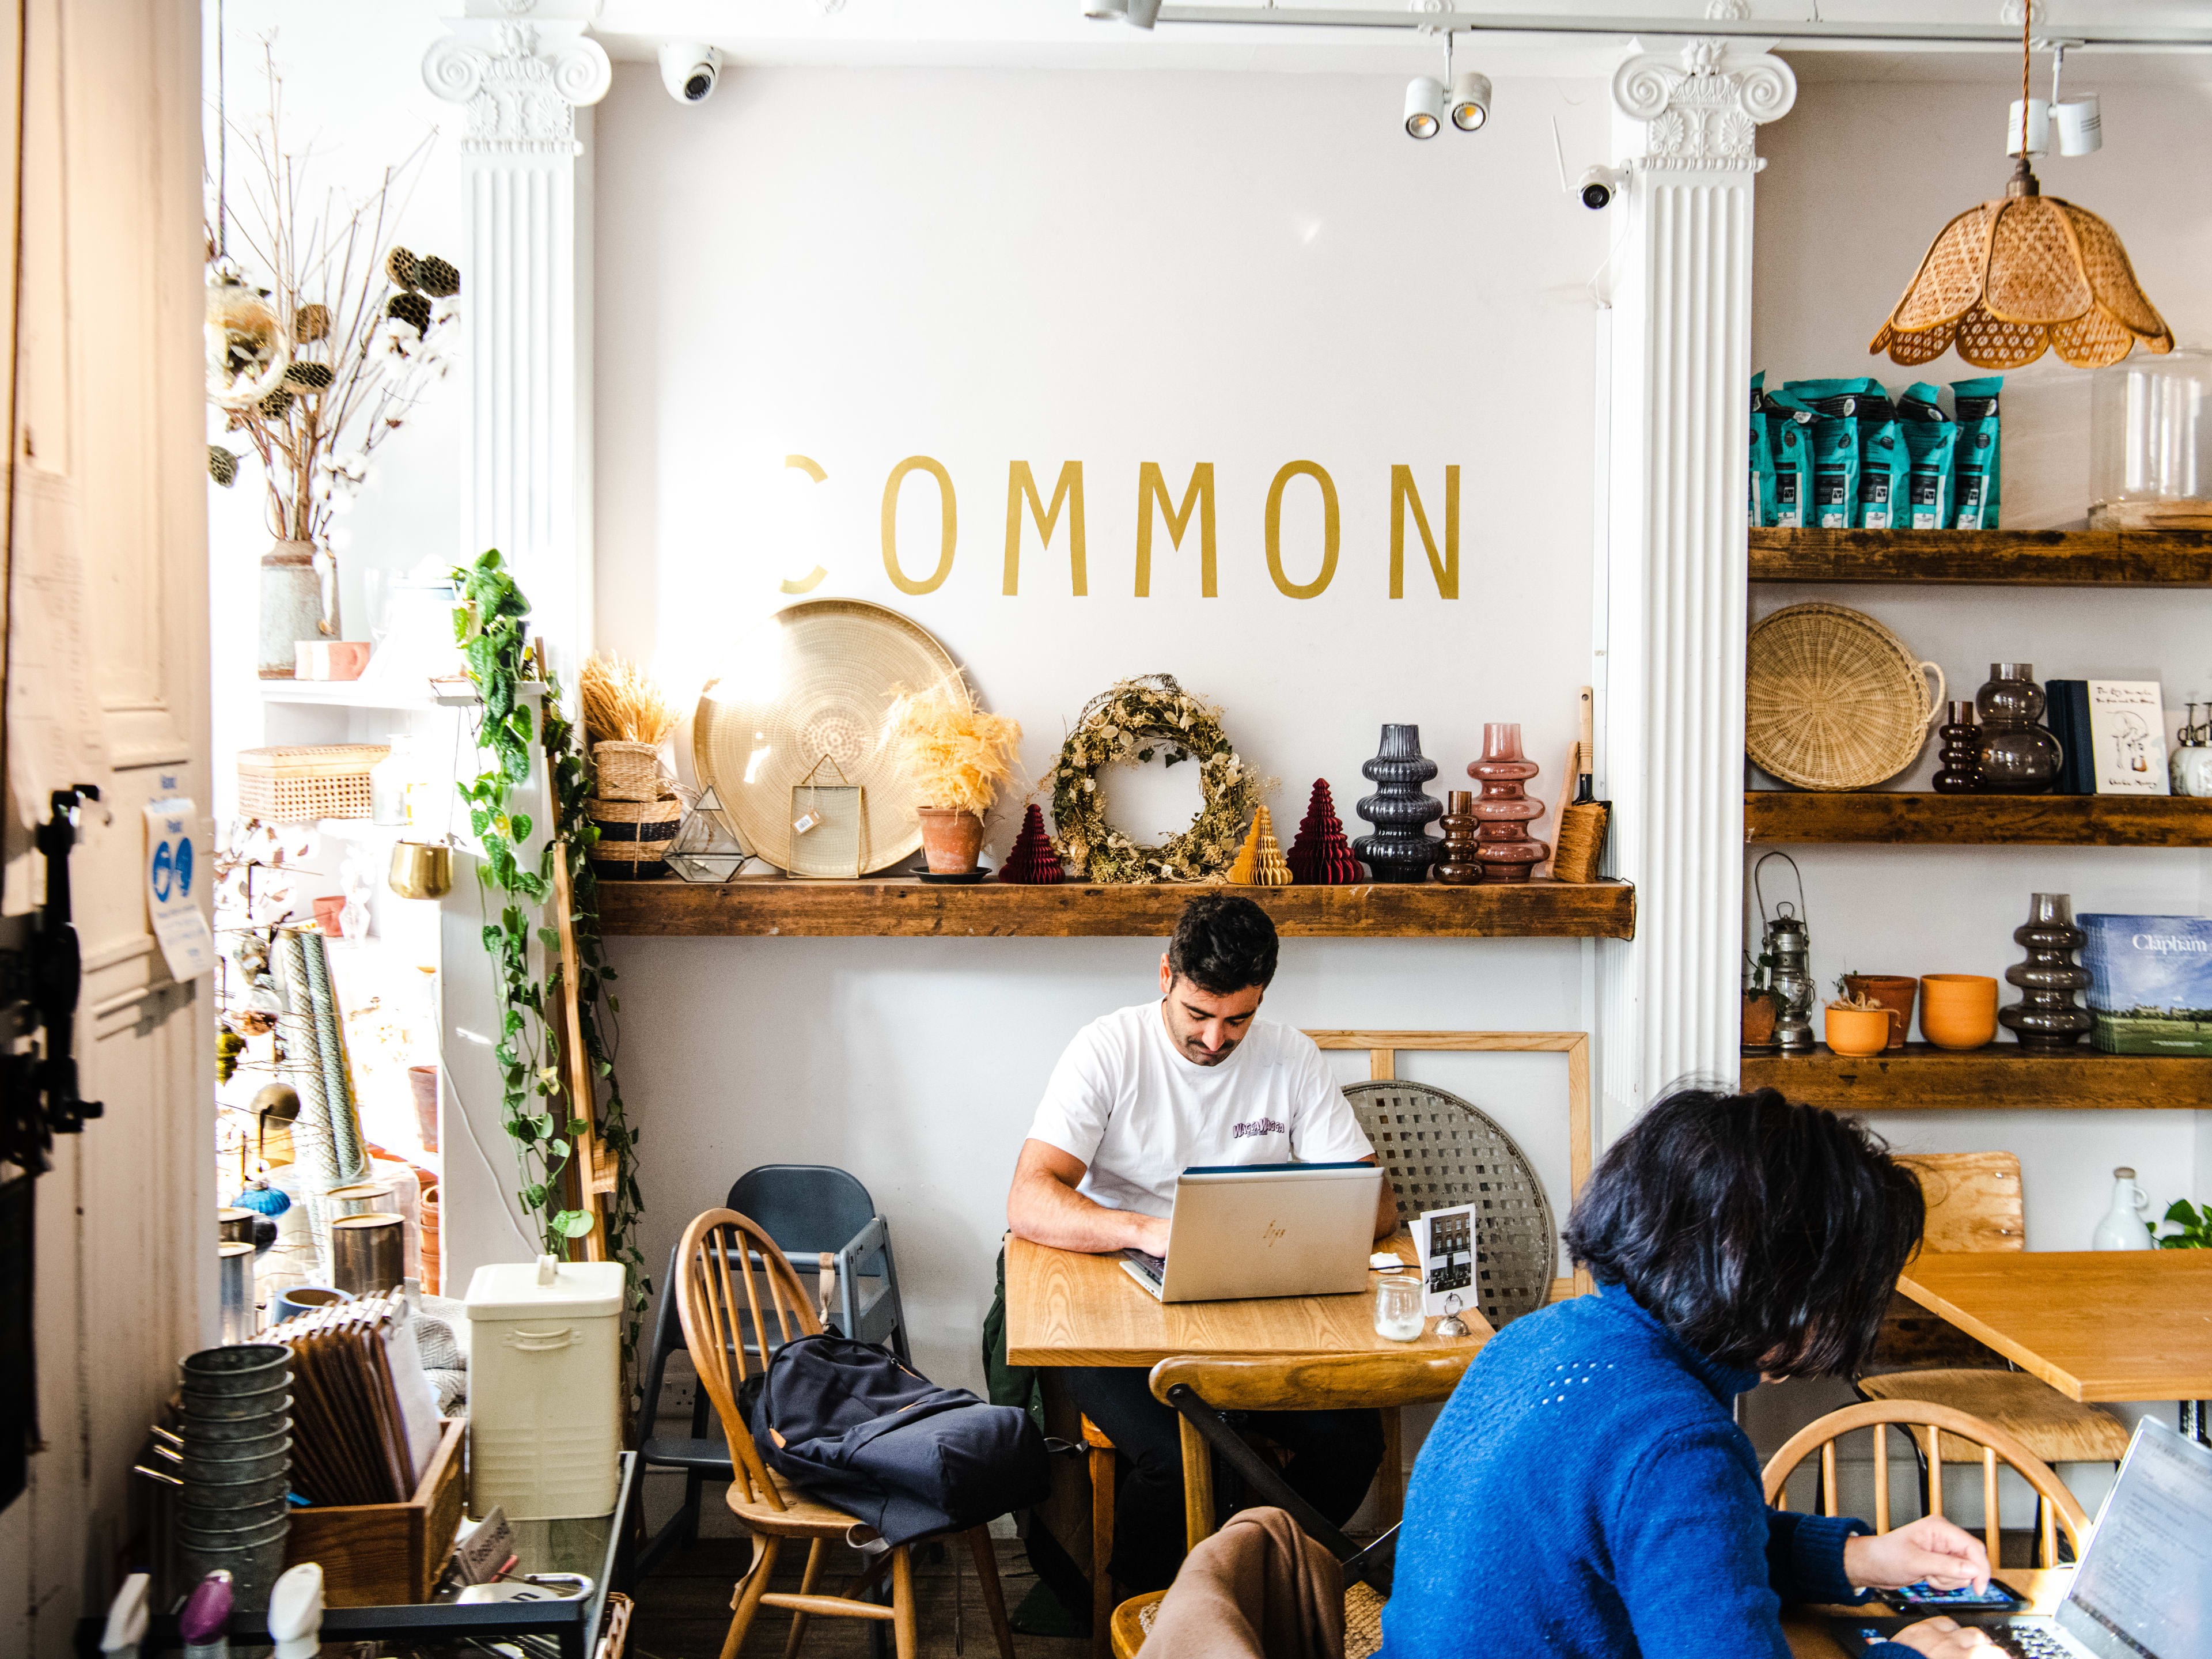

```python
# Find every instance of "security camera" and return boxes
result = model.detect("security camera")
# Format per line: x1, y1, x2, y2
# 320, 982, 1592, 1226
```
1576, 165, 1624, 210
658, 43, 721, 105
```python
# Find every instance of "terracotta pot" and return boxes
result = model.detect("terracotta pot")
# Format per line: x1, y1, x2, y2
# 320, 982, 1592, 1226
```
1919, 974, 1999, 1051
1825, 1005, 1897, 1058
916, 807, 986, 874
1842, 974, 1917, 1051
1742, 991, 1777, 1049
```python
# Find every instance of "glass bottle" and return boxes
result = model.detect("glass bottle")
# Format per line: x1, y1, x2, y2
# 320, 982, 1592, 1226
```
1974, 664, 2062, 794
1931, 700, 1982, 794
2090, 1166, 2155, 1250
369, 734, 416, 826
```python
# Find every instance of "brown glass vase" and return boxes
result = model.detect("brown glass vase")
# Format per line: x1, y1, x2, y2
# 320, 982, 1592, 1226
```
1434, 790, 1482, 884
1998, 891, 2093, 1050
1974, 664, 2061, 795
1467, 723, 1548, 882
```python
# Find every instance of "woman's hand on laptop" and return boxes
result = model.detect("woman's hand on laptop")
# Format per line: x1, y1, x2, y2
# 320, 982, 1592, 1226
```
1844, 1515, 1991, 1593
1892, 1616, 1998, 1656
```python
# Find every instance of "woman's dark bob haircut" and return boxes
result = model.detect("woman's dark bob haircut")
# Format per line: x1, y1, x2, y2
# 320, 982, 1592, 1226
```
1562, 1086, 1925, 1378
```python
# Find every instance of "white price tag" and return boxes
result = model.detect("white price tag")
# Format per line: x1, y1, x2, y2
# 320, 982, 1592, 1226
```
144, 794, 215, 980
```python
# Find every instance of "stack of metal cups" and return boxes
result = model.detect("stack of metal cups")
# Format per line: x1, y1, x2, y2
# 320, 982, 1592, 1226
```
175, 1344, 293, 1611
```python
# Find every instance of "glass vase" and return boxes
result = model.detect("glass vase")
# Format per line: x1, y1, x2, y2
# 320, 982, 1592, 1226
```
1467, 722, 1548, 882
1974, 664, 2062, 795
1998, 891, 2093, 1050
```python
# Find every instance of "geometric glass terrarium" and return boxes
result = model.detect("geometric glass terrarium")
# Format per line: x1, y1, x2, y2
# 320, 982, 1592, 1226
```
666, 784, 751, 882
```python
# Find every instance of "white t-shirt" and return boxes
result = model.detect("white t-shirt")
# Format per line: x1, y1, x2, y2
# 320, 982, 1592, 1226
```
1025, 1001, 1374, 1218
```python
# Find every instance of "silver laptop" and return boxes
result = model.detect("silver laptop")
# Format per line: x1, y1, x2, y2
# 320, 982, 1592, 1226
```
1119, 1161, 1381, 1304
1828, 1416, 2212, 1659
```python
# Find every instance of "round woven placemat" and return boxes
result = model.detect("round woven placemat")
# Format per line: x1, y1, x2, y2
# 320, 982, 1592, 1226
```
693, 599, 959, 877
1342, 1079, 1556, 1331
1747, 603, 1944, 791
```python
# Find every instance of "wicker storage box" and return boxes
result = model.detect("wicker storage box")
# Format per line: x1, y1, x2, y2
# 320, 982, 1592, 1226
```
237, 744, 389, 821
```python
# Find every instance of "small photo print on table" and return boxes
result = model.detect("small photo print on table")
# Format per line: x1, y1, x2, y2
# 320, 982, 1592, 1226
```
1416, 1205, 1477, 1319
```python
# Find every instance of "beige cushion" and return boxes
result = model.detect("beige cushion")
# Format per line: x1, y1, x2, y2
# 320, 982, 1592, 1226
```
1858, 1369, 2132, 1464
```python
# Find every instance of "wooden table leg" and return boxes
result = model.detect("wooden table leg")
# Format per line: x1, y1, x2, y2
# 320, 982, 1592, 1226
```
1377, 1405, 1404, 1528
1082, 1415, 1116, 1659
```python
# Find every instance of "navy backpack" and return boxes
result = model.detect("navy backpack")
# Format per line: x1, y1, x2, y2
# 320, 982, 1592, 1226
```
744, 1332, 1051, 1546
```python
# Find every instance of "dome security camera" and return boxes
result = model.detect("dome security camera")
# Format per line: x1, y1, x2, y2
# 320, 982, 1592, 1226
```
658, 43, 721, 105
1577, 165, 1624, 210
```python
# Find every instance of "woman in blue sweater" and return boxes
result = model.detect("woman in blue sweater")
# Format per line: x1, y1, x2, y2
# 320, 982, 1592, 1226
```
1384, 1087, 1998, 1659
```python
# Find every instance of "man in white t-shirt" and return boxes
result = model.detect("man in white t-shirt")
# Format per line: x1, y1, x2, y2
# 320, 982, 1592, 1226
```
1002, 893, 1395, 1598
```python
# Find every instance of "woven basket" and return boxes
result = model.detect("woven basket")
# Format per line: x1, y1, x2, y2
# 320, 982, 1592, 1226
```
588, 796, 683, 881
237, 744, 389, 821
1747, 604, 1945, 791
592, 740, 665, 803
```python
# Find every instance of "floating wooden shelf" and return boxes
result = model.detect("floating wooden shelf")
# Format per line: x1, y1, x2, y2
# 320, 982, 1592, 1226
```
1744, 790, 2212, 847
1741, 1044, 2212, 1111
1748, 527, 2212, 588
596, 877, 1636, 940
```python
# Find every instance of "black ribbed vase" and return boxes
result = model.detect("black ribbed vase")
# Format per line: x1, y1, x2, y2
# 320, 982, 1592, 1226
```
1998, 891, 2094, 1050
1353, 724, 1442, 883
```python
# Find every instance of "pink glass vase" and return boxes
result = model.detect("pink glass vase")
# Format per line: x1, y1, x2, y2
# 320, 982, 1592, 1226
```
1467, 722, 1548, 883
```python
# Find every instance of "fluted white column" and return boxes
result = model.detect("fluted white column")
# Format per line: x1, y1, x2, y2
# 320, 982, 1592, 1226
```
423, 2, 609, 686
1594, 38, 1794, 1135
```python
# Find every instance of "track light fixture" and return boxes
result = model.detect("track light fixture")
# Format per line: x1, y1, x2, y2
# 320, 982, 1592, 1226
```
1449, 71, 1492, 132
1126, 0, 1161, 25
1403, 76, 1444, 140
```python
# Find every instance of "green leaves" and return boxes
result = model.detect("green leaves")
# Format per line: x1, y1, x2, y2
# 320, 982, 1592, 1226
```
2160, 1198, 2212, 1249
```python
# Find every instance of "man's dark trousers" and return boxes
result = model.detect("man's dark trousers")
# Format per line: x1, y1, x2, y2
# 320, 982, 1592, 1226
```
1063, 1363, 1384, 1592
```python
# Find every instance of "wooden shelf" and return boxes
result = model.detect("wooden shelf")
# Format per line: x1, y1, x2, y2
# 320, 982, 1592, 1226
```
1748, 527, 2212, 588
1741, 1043, 2212, 1111
1744, 791, 2212, 847
596, 877, 1636, 940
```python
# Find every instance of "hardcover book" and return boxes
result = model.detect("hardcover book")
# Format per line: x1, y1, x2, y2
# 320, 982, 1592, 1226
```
2085, 680, 2171, 796
2082, 913, 2212, 1055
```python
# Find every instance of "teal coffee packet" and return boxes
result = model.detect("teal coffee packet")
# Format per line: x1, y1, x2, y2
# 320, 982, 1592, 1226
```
1809, 409, 1859, 528
1896, 383, 1958, 529
1749, 373, 1775, 528
1859, 415, 1908, 529
1951, 376, 2002, 528
1761, 391, 1813, 528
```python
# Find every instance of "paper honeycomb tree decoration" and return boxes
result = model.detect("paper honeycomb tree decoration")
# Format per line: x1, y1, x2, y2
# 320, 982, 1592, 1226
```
1286, 779, 1361, 884
1226, 806, 1291, 887
998, 803, 1066, 884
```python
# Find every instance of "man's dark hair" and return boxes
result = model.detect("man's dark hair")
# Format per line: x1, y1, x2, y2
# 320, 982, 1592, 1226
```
1166, 893, 1279, 995
1562, 1086, 1923, 1378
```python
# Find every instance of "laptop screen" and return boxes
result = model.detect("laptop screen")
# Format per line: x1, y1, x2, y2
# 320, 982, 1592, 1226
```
2059, 1420, 2212, 1659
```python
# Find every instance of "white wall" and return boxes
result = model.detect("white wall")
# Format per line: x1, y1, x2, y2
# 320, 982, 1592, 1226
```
594, 63, 1614, 1393
1745, 69, 2212, 1468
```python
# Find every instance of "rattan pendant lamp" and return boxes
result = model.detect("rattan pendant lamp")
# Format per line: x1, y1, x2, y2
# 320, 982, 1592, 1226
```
1870, 12, 2171, 371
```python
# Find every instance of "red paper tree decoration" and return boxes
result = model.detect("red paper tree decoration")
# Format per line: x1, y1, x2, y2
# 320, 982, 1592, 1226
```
1287, 779, 1362, 884
999, 804, 1066, 884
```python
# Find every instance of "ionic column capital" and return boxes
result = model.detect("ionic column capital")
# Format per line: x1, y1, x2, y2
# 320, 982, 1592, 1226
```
1611, 35, 1796, 173
423, 6, 611, 157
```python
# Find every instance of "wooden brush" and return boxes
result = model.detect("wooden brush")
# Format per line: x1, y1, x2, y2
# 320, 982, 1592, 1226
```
1552, 685, 1610, 884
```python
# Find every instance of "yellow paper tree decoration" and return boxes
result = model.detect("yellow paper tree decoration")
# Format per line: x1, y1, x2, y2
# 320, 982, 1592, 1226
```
1226, 806, 1291, 887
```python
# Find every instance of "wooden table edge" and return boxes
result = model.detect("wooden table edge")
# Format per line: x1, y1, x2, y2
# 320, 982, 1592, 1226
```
1894, 1268, 2092, 1402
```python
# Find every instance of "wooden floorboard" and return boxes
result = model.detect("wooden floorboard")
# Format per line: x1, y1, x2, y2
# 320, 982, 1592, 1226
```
627, 1537, 1088, 1659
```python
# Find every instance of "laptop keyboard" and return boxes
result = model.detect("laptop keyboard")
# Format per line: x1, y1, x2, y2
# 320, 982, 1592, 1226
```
1983, 1625, 2070, 1658
1125, 1250, 1165, 1284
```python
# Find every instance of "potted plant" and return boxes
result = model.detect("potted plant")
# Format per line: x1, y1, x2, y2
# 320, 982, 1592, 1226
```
1743, 950, 1782, 1051
2159, 1199, 2211, 1248
888, 676, 1023, 874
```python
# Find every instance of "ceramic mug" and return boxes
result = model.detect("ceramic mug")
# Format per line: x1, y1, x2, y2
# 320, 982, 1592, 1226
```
1825, 1005, 1897, 1058
1919, 974, 1999, 1051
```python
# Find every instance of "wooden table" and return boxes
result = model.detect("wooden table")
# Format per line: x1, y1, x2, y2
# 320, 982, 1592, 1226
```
1782, 1569, 2070, 1657
1896, 1251, 2212, 1408
1003, 1229, 1493, 1368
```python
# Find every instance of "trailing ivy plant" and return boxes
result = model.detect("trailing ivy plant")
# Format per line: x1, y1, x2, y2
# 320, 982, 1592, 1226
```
453, 548, 650, 1357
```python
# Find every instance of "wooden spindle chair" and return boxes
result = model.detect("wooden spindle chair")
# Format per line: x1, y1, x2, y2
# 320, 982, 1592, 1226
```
675, 1207, 1017, 1659
1763, 1400, 2090, 1574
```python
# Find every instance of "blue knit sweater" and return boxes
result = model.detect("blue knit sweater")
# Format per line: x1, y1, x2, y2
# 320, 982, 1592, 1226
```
1381, 1284, 1915, 1659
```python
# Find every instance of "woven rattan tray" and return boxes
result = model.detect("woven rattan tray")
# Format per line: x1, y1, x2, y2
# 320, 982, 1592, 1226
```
1747, 603, 1944, 791
1342, 1079, 1555, 1331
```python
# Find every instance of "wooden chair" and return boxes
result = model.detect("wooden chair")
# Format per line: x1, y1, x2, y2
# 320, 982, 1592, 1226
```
1763, 1399, 2090, 1571
1108, 1348, 1479, 1658
674, 1208, 1017, 1659
1858, 1154, 2131, 1473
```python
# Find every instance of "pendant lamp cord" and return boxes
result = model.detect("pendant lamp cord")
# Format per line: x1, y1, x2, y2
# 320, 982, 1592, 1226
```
2018, 4, 2030, 161
214, 0, 226, 260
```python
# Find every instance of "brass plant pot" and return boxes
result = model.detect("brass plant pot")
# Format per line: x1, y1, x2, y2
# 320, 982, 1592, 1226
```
388, 841, 452, 900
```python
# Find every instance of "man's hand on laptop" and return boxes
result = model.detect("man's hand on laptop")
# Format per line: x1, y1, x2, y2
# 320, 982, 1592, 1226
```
1891, 1618, 1997, 1656
1008, 1137, 1176, 1258
1844, 1516, 1990, 1594
1129, 1211, 1171, 1259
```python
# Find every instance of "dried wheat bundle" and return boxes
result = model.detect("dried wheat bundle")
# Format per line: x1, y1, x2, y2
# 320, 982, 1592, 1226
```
887, 673, 1023, 820
581, 656, 680, 747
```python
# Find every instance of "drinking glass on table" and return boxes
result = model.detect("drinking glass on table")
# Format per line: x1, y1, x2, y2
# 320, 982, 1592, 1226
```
1374, 1274, 1424, 1341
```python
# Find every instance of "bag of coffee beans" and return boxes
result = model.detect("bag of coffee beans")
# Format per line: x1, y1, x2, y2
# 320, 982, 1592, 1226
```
1950, 376, 2003, 528
1896, 382, 1959, 529
1750, 373, 1775, 528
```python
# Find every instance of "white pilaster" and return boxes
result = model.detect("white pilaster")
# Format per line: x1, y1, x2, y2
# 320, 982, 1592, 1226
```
1594, 37, 1794, 1135
423, 2, 608, 687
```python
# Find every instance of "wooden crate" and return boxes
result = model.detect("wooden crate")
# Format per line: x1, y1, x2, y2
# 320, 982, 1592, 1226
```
285, 1416, 465, 1606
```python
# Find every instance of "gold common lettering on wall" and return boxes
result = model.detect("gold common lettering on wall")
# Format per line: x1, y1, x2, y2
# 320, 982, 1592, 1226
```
839, 457, 1463, 599
780, 453, 830, 594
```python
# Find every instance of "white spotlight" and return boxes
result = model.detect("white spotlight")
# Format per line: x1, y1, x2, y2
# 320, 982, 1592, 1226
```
2006, 97, 2051, 156
1449, 71, 1493, 132
1404, 77, 1444, 140
1126, 0, 1161, 25
2055, 95, 2102, 156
